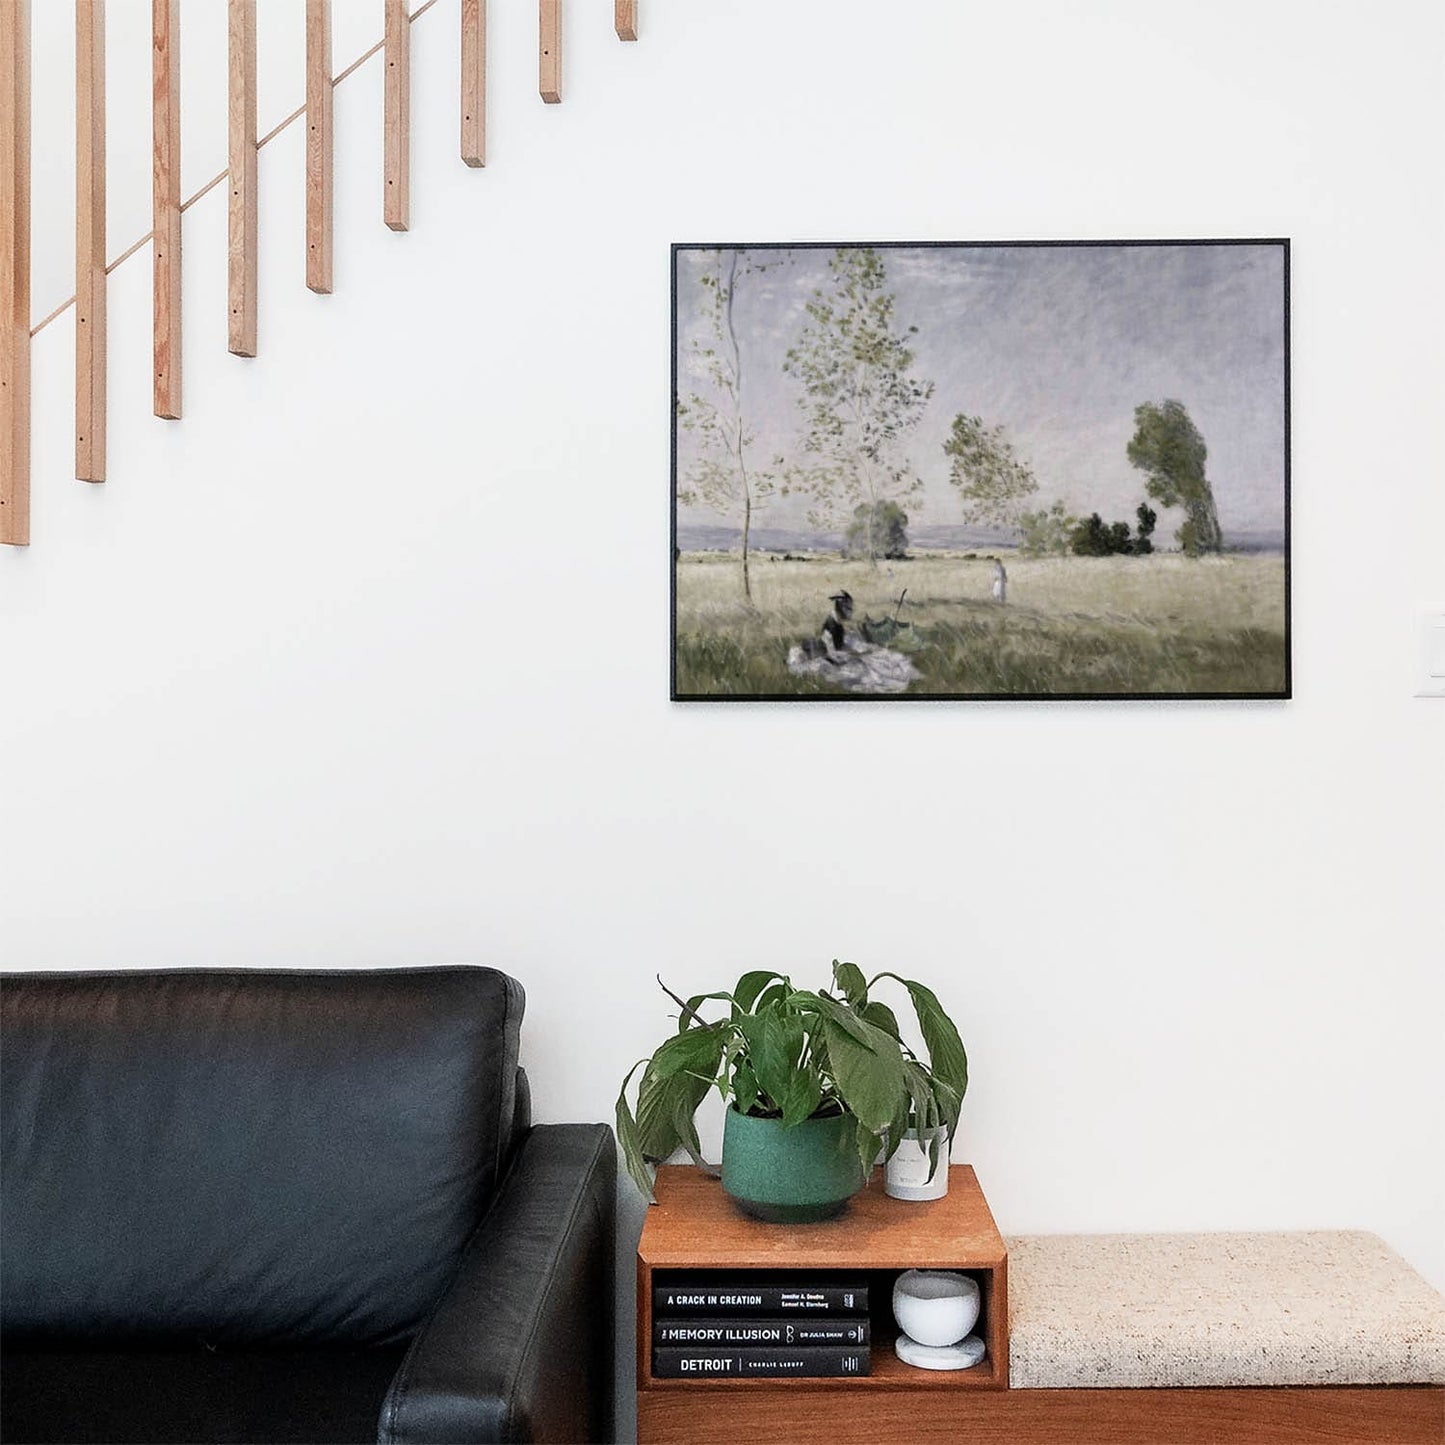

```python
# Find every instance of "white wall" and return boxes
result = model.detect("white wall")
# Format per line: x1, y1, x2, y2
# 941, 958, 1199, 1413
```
5, 0, 1442, 1380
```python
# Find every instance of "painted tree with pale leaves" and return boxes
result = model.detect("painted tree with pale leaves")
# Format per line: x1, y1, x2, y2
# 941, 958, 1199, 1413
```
676, 250, 789, 603
783, 248, 934, 564
943, 413, 1039, 530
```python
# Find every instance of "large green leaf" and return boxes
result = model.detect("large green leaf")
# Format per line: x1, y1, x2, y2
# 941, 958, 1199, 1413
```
616, 1060, 655, 1202
647, 1022, 728, 1082
634, 1068, 677, 1159
676, 992, 734, 1032
732, 970, 787, 1016
873, 972, 969, 1102
854, 1114, 883, 1180
930, 1075, 963, 1140
779, 1064, 823, 1129
736, 1006, 803, 1113
860, 1000, 901, 1041
636, 1022, 723, 1159
832, 960, 868, 1007
903, 1061, 951, 1182
656, 974, 734, 1034
902, 1060, 937, 1135
803, 990, 883, 1050
637, 1065, 711, 1161
731, 1058, 760, 1116
819, 1015, 904, 1132
670, 1086, 710, 1171
753, 982, 789, 1014
880, 1090, 911, 1169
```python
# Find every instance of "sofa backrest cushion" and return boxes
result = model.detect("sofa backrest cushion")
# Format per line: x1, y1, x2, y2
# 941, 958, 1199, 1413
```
0, 967, 523, 1347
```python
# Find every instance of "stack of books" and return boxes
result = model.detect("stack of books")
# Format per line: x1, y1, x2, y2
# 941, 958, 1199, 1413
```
651, 1275, 871, 1378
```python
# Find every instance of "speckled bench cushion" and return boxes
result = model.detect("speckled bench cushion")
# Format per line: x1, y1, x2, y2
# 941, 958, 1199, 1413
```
1004, 1230, 1445, 1388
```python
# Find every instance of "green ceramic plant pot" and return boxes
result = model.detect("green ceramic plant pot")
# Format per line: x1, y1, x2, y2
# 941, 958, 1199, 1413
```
721, 1106, 866, 1223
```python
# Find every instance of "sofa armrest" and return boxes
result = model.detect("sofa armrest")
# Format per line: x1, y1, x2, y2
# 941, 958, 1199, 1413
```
379, 1123, 616, 1445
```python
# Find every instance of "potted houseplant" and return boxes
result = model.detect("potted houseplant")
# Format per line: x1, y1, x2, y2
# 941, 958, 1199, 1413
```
616, 961, 967, 1222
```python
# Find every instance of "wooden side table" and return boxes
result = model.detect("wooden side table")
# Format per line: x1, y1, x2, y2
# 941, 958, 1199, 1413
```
636, 1164, 1008, 1445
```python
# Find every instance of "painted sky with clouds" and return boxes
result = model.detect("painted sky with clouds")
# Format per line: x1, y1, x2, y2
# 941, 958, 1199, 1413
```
675, 243, 1286, 538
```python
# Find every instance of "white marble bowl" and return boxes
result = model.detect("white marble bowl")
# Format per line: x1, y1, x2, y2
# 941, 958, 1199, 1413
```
892, 1269, 981, 1348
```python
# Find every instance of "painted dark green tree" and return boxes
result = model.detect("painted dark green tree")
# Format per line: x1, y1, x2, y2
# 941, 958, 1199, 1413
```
676, 250, 788, 603
1127, 400, 1223, 555
845, 501, 909, 560
783, 248, 934, 564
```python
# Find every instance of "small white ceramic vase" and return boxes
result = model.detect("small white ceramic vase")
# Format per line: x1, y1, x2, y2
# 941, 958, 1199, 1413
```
892, 1269, 981, 1348
884, 1126, 950, 1201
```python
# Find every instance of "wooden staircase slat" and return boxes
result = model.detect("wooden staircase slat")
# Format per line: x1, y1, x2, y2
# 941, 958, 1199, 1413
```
228, 0, 258, 357
0, 0, 28, 543
540, 0, 561, 104
76, 1, 106, 479
306, 0, 333, 294
461, 0, 485, 167
152, 0, 181, 420
384, 0, 410, 231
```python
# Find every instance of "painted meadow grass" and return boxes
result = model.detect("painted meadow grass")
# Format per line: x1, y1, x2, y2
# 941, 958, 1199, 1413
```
676, 551, 1286, 698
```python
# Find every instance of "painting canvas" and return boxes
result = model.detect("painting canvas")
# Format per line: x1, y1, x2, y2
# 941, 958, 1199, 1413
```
671, 241, 1289, 701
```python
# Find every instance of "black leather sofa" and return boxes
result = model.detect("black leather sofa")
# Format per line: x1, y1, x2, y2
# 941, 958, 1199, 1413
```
0, 967, 616, 1445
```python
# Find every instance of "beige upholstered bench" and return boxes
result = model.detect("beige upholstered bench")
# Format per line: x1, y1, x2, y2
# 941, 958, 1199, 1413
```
999, 1230, 1445, 1443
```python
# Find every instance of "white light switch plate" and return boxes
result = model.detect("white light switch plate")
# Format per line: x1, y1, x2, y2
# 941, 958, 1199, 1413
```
1418, 609, 1445, 697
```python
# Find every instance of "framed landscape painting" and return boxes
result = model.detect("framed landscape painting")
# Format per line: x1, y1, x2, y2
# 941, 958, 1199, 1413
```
670, 240, 1290, 701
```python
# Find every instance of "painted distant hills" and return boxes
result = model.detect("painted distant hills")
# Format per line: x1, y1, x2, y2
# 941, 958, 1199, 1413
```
675, 522, 1285, 555
677, 523, 1014, 553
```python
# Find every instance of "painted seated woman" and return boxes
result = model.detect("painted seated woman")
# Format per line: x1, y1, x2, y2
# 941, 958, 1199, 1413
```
787, 590, 921, 695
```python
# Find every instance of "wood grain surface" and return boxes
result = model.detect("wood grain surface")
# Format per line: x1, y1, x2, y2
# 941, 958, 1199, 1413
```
152, 0, 181, 419
76, 0, 106, 476
305, 0, 332, 293
383, 0, 409, 230
0, 0, 28, 542
460, 0, 485, 166
227, 0, 257, 357
639, 1383, 1445, 1445
539, 0, 560, 103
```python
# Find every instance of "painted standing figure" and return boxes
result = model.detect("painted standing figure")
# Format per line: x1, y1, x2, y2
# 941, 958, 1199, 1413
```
992, 561, 1007, 605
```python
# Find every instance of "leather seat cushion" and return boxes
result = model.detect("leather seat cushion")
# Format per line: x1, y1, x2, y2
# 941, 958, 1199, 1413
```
1, 1343, 407, 1444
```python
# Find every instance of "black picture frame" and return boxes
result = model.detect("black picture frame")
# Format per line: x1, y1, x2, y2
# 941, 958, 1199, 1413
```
670, 239, 1294, 702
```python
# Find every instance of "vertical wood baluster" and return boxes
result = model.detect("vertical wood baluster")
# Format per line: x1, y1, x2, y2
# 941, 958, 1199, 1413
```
0, 0, 28, 543
384, 0, 409, 230
228, 0, 257, 356
153, 0, 181, 419
539, 0, 560, 104
76, 1, 106, 479
306, 0, 333, 293
460, 0, 485, 167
